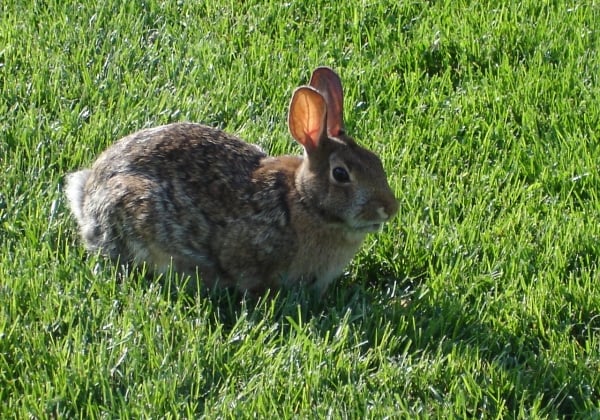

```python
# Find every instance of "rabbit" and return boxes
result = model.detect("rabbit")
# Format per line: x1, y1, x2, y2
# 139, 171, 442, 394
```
65, 67, 399, 297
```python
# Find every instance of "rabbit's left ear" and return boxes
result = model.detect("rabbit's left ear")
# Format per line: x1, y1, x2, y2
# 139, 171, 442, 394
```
288, 86, 328, 154
309, 67, 345, 138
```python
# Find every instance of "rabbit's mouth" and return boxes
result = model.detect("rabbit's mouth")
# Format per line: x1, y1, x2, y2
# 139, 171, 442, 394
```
350, 222, 383, 233
366, 223, 383, 232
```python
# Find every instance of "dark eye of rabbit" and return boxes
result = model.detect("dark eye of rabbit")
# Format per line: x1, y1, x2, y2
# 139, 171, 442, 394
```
332, 167, 350, 183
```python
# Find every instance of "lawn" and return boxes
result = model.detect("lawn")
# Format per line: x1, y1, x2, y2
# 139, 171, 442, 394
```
1, 0, 600, 417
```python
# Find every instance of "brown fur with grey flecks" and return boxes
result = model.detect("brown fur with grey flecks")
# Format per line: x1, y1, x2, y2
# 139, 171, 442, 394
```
65, 67, 399, 297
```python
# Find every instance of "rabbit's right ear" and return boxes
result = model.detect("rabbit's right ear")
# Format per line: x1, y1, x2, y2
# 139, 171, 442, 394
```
309, 67, 345, 138
288, 87, 327, 154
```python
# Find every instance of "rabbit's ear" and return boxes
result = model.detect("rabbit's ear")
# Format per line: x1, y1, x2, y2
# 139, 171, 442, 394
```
288, 86, 328, 154
309, 67, 345, 137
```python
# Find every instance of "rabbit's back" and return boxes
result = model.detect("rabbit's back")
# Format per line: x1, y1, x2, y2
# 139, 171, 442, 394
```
71, 123, 286, 288
91, 123, 266, 215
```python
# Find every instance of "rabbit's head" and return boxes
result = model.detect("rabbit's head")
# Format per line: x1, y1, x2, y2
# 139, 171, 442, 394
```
288, 67, 399, 234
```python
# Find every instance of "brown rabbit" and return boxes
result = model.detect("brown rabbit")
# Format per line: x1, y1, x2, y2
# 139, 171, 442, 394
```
65, 67, 399, 296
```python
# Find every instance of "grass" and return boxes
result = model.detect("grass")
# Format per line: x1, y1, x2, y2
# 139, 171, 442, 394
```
2, 0, 600, 417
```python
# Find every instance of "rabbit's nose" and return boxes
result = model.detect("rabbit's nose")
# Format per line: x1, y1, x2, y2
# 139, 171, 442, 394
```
379, 197, 399, 220
377, 206, 390, 220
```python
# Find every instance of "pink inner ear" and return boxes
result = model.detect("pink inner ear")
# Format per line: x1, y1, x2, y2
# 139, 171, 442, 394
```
301, 127, 321, 153
306, 127, 321, 141
288, 86, 328, 154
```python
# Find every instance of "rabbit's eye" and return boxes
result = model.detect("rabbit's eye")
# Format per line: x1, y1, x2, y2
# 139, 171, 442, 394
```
332, 167, 350, 183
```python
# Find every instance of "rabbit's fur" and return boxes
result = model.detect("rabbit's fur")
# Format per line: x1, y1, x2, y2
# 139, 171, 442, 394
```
66, 67, 398, 296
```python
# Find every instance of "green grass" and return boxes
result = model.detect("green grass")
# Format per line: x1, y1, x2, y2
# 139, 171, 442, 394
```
2, 0, 600, 417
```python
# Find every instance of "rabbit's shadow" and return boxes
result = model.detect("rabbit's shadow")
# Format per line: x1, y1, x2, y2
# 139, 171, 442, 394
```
89, 255, 424, 342
159, 266, 426, 338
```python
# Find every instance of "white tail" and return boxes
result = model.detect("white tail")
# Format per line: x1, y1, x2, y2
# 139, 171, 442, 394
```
65, 170, 91, 224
